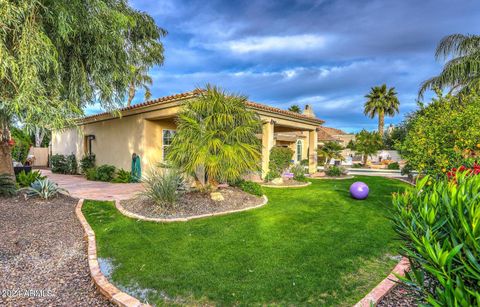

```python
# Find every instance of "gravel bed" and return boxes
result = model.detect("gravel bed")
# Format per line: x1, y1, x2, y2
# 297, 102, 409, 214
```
121, 187, 264, 219
0, 194, 113, 307
377, 282, 423, 306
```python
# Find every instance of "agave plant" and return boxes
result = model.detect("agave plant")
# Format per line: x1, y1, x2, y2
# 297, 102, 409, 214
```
25, 178, 67, 200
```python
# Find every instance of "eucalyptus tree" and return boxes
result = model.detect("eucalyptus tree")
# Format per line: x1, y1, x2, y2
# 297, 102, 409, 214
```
0, 0, 165, 175
419, 34, 480, 98
364, 84, 400, 136
167, 85, 262, 188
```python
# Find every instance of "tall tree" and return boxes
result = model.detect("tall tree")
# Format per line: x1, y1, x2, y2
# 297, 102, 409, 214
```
167, 85, 262, 188
125, 10, 166, 107
419, 34, 480, 98
364, 84, 400, 136
0, 0, 165, 175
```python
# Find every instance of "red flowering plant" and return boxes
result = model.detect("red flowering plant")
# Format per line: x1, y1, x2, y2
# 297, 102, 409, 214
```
446, 161, 480, 180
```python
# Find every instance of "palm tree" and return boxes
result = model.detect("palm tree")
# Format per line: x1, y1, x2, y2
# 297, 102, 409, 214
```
288, 104, 301, 113
419, 34, 480, 98
167, 85, 262, 188
317, 141, 344, 165
353, 130, 383, 165
127, 65, 153, 107
364, 84, 400, 136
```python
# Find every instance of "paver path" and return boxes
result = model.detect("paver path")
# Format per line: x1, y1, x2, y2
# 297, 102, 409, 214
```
41, 169, 144, 200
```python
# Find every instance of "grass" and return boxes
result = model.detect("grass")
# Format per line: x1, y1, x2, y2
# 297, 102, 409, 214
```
83, 176, 407, 306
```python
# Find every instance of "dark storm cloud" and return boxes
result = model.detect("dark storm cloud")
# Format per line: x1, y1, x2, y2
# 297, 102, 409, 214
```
119, 0, 480, 132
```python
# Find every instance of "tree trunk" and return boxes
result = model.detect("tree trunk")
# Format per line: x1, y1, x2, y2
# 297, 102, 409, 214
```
363, 154, 368, 166
35, 127, 45, 147
0, 142, 14, 176
378, 110, 385, 136
127, 81, 135, 107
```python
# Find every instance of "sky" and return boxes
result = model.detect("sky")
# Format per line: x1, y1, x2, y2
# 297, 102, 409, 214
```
89, 0, 480, 133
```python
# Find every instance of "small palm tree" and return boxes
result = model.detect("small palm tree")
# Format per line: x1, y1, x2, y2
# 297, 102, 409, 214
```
288, 105, 301, 113
317, 141, 344, 165
167, 85, 262, 188
419, 34, 480, 98
364, 84, 400, 136
126, 65, 153, 107
353, 130, 383, 165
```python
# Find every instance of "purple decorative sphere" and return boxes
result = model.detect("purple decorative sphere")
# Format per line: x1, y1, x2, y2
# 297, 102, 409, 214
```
350, 181, 369, 200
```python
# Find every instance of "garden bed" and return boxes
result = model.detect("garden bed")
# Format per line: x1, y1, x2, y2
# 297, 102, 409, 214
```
0, 194, 113, 306
261, 180, 310, 187
121, 187, 264, 219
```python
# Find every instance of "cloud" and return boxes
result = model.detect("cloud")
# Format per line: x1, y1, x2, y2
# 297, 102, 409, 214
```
205, 34, 330, 54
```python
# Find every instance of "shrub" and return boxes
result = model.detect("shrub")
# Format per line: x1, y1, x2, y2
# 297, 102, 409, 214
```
85, 164, 116, 182
300, 159, 309, 166
352, 163, 363, 168
0, 174, 17, 196
11, 127, 32, 163
50, 154, 68, 173
80, 155, 95, 173
25, 178, 67, 200
16, 170, 45, 187
291, 164, 306, 181
237, 180, 263, 196
66, 154, 78, 174
400, 91, 480, 176
392, 174, 480, 306
325, 165, 346, 177
112, 169, 133, 183
85, 167, 98, 181
268, 146, 294, 179
387, 162, 400, 170
142, 167, 186, 206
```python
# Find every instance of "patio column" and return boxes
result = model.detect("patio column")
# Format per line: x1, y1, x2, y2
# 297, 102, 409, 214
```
308, 129, 318, 174
261, 120, 275, 179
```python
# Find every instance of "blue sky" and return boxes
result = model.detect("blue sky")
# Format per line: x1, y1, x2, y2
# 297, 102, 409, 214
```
90, 0, 480, 132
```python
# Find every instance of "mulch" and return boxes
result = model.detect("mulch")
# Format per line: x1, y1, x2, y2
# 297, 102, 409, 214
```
121, 187, 264, 219
0, 194, 113, 307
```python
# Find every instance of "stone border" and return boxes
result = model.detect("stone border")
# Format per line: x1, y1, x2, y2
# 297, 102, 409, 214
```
115, 195, 268, 223
309, 175, 355, 180
354, 257, 410, 307
75, 199, 150, 307
260, 181, 311, 188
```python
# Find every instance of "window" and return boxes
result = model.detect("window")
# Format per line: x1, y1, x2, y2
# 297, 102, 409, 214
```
296, 140, 303, 162
162, 129, 176, 161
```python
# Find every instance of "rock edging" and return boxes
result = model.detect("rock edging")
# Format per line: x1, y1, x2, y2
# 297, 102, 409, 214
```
260, 181, 312, 188
115, 195, 268, 223
309, 175, 355, 180
75, 199, 149, 307
354, 257, 410, 307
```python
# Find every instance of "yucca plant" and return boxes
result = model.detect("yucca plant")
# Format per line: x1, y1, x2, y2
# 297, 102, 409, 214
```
0, 173, 17, 196
167, 85, 262, 188
392, 173, 480, 306
25, 178, 67, 200
141, 167, 187, 206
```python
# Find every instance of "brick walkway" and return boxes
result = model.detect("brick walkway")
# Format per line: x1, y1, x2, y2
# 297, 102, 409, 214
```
40, 169, 144, 200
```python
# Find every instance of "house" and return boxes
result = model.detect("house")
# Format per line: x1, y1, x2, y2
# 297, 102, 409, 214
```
317, 127, 355, 147
52, 90, 324, 178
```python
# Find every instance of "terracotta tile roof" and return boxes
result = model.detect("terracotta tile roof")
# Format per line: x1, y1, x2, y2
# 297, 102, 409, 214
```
80, 89, 325, 124
81, 89, 203, 121
317, 126, 350, 141
245, 101, 324, 124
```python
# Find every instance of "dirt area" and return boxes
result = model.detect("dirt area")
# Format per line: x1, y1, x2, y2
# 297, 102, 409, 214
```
377, 283, 422, 306
0, 194, 113, 307
121, 187, 264, 219
262, 180, 309, 187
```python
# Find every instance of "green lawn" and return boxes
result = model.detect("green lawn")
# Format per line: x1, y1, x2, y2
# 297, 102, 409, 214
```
83, 176, 407, 306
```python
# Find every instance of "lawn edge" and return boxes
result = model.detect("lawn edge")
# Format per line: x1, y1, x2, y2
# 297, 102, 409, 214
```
75, 198, 150, 307
260, 181, 312, 188
354, 176, 414, 306
115, 195, 268, 222
353, 257, 410, 307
